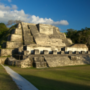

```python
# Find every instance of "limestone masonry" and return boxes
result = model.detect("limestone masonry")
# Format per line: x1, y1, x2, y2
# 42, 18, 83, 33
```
0, 22, 90, 68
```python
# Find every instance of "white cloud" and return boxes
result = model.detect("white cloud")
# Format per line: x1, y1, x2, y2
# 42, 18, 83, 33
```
0, 4, 17, 11
8, 0, 11, 2
0, 4, 10, 11
11, 5, 18, 10
0, 4, 69, 26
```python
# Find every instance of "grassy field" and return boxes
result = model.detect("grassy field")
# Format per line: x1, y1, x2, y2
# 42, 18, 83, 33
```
0, 65, 19, 90
10, 65, 90, 90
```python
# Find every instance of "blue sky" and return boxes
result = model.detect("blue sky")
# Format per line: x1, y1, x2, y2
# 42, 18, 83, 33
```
0, 0, 90, 32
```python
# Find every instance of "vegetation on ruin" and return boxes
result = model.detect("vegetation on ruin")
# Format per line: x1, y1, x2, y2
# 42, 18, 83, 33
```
10, 65, 90, 90
0, 23, 17, 48
0, 65, 19, 90
66, 27, 90, 50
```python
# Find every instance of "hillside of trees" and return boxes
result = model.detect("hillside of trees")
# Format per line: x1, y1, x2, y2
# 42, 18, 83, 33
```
66, 28, 90, 50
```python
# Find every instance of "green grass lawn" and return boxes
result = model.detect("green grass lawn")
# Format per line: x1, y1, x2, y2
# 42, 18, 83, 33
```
0, 65, 19, 90
10, 65, 90, 90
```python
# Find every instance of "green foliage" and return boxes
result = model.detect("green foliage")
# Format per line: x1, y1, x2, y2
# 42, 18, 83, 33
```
0, 23, 17, 47
0, 23, 9, 38
66, 29, 77, 43
66, 27, 90, 50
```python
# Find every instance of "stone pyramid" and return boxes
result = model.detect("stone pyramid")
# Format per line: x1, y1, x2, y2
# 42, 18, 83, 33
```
0, 22, 90, 68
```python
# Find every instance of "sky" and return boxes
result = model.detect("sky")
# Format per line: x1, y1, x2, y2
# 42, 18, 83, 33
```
0, 0, 90, 32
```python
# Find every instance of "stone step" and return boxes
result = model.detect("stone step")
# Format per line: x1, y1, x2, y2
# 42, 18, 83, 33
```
2, 41, 22, 48
7, 34, 22, 42
22, 25, 35, 45
0, 48, 16, 56
11, 28, 22, 35
18, 45, 27, 53
34, 56, 48, 68
29, 50, 89, 55
14, 54, 27, 60
18, 50, 30, 56
29, 25, 39, 34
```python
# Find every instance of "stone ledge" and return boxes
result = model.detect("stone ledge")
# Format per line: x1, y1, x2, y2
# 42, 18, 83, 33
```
0, 48, 18, 56
0, 57, 7, 64
7, 34, 22, 42
11, 28, 22, 34
2, 41, 22, 48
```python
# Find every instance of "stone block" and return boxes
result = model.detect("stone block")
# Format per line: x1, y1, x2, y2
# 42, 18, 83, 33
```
34, 57, 39, 62
38, 24, 53, 35
8, 57, 16, 65
35, 62, 40, 68
2, 42, 22, 48
11, 28, 22, 34
81, 51, 86, 54
39, 57, 44, 62
35, 37, 66, 47
70, 56, 80, 60
87, 51, 90, 54
8, 61, 12, 65
35, 61, 47, 68
18, 46, 24, 52
0, 57, 7, 64
17, 23, 21, 29
11, 61, 15, 66
20, 57, 32, 68
34, 49, 40, 54
40, 62, 47, 67
44, 50, 49, 54
0, 49, 13, 56
68, 51, 72, 54
75, 51, 79, 54
52, 50, 57, 55
65, 44, 88, 52
61, 51, 65, 54
22, 50, 29, 55
70, 56, 77, 60
21, 55, 27, 59
15, 61, 21, 66
8, 34, 22, 42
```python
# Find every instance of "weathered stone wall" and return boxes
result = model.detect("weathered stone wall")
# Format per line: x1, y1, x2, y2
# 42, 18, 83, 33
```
0, 49, 14, 56
44, 55, 90, 67
0, 57, 7, 64
38, 24, 53, 35
2, 42, 22, 48
21, 22, 35, 45
21, 22, 72, 47
35, 37, 66, 47
8, 57, 32, 68
27, 45, 61, 54
65, 44, 88, 52
28, 23, 66, 47
21, 57, 32, 68
10, 34, 22, 42
11, 28, 22, 34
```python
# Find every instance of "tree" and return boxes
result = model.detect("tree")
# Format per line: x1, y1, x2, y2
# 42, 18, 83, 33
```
66, 27, 90, 50
0, 23, 9, 38
66, 29, 77, 43
6, 20, 22, 26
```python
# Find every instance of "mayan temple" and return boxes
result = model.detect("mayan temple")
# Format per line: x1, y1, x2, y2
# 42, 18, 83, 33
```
0, 22, 90, 68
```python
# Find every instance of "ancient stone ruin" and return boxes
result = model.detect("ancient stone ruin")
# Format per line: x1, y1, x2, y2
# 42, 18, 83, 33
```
0, 22, 90, 68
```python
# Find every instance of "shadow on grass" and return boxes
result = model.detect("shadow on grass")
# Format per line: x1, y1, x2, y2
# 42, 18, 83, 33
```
20, 74, 90, 90
0, 72, 19, 90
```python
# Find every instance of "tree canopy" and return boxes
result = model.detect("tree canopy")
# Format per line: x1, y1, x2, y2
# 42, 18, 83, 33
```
0, 23, 9, 38
66, 27, 90, 50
